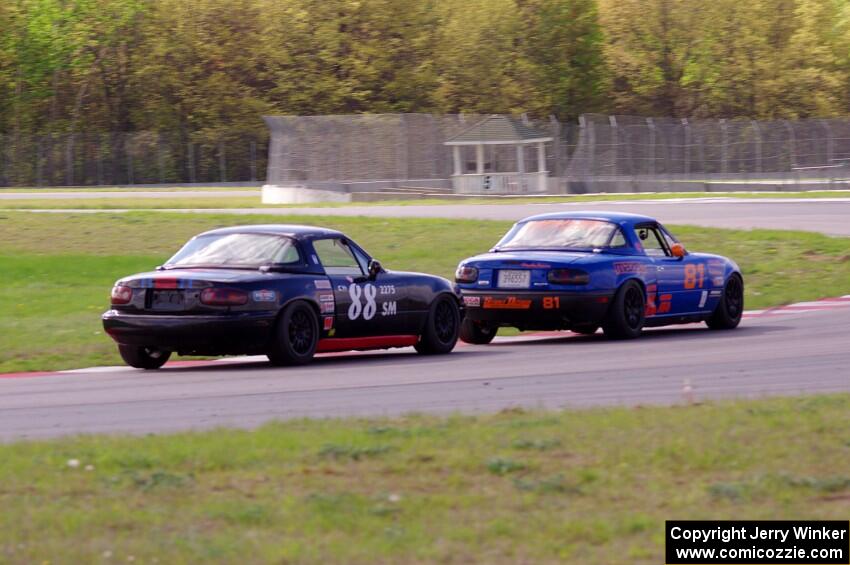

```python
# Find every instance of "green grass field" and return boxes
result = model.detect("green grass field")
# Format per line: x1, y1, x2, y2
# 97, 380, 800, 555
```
1, 395, 848, 564
1, 211, 848, 373
1, 189, 849, 210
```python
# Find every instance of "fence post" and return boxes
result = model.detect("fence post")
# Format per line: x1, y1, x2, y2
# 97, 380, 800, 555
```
587, 118, 596, 176
96, 133, 105, 186
157, 132, 166, 184
682, 119, 690, 175
187, 142, 196, 183
782, 120, 796, 169
751, 121, 762, 174
549, 115, 562, 177
821, 119, 834, 166
609, 115, 618, 177
65, 133, 74, 186
720, 119, 728, 174
36, 137, 43, 187
219, 141, 227, 182
250, 139, 257, 182
646, 118, 656, 176
126, 135, 134, 185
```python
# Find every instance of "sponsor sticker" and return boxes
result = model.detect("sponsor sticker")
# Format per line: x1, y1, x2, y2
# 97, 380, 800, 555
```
483, 296, 532, 310
614, 262, 647, 275
323, 316, 334, 330
463, 295, 481, 307
252, 290, 277, 302
314, 279, 332, 290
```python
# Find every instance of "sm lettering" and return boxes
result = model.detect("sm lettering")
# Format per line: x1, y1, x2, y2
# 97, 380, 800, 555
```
382, 301, 397, 317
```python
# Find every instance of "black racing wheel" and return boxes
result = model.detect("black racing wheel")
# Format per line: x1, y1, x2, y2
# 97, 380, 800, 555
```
707, 273, 744, 330
602, 280, 645, 340
416, 295, 461, 354
267, 301, 319, 366
459, 318, 497, 344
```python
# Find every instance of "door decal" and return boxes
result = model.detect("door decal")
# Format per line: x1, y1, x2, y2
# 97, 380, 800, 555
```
346, 283, 397, 321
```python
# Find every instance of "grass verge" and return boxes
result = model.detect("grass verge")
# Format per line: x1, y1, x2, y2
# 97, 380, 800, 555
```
1, 395, 849, 564
1, 212, 848, 373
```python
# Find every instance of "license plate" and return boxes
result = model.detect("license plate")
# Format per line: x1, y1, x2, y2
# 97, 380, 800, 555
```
151, 290, 184, 310
498, 270, 530, 289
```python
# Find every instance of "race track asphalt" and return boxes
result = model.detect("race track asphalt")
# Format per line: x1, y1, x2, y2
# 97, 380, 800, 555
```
1, 306, 848, 441
198, 198, 850, 236
19, 198, 850, 236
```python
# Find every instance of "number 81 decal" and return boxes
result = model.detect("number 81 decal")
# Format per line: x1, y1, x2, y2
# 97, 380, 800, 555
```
347, 283, 397, 320
684, 263, 706, 289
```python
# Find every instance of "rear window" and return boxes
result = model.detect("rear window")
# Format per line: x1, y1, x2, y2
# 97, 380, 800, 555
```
496, 219, 622, 250
165, 233, 301, 268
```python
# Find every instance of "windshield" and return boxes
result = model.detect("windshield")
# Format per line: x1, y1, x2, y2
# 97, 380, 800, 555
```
496, 219, 621, 250
165, 233, 301, 268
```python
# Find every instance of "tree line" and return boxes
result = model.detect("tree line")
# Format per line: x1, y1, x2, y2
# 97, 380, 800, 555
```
1, 0, 848, 138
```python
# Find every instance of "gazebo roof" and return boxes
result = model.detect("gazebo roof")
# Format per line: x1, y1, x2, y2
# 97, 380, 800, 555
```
445, 115, 553, 145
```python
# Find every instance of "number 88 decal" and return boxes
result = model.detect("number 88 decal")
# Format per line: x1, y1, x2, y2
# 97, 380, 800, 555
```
348, 283, 378, 320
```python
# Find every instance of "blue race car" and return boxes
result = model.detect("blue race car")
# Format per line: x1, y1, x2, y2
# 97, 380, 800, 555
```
103, 225, 461, 369
455, 211, 743, 342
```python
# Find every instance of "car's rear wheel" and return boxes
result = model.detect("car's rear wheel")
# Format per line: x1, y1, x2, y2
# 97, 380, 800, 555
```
416, 295, 460, 354
571, 324, 599, 335
118, 345, 171, 370
602, 281, 645, 340
267, 301, 319, 366
459, 318, 497, 345
706, 274, 744, 330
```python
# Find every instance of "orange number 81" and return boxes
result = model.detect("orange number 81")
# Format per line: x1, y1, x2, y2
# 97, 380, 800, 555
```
684, 264, 705, 289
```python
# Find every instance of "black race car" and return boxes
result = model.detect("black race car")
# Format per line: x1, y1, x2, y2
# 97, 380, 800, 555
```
102, 225, 462, 369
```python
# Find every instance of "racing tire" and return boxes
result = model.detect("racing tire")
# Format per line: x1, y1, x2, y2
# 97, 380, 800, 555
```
706, 274, 744, 330
571, 324, 599, 335
416, 295, 461, 355
602, 281, 645, 340
459, 318, 497, 345
118, 345, 171, 370
267, 301, 319, 366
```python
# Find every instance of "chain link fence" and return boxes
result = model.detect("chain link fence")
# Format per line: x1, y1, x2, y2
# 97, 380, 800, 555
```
568, 114, 850, 177
265, 113, 850, 193
0, 131, 267, 187
4, 113, 849, 190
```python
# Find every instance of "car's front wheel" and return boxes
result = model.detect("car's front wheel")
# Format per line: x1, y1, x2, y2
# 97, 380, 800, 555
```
706, 274, 744, 330
267, 301, 319, 366
416, 295, 460, 354
602, 281, 645, 340
118, 345, 171, 370
459, 318, 497, 345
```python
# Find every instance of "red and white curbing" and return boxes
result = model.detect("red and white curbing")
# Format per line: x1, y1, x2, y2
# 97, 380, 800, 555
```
744, 295, 850, 317
2, 295, 849, 378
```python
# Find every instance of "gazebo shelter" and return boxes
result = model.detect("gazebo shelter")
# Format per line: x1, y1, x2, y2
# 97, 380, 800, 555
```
444, 115, 553, 194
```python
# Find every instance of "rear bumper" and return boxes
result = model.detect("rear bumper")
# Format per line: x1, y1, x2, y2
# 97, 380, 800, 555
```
102, 310, 276, 355
460, 290, 614, 330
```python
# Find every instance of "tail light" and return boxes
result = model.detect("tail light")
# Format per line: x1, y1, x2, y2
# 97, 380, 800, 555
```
111, 284, 133, 304
200, 287, 249, 306
548, 268, 590, 285
455, 265, 479, 283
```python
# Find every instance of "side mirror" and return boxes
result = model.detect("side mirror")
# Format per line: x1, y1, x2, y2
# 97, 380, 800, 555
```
368, 259, 384, 279
670, 243, 686, 258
